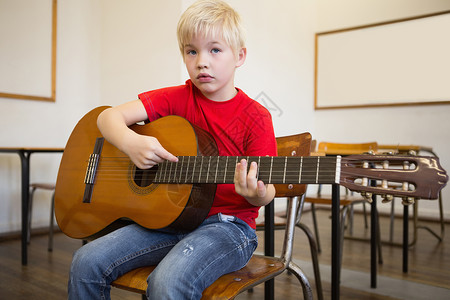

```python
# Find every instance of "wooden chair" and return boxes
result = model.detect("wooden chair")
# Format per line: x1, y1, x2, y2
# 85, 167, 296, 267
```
304, 142, 383, 273
254, 136, 323, 300
112, 132, 314, 299
27, 183, 56, 252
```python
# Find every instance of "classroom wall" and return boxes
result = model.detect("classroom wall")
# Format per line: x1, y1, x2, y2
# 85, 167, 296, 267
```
314, 0, 450, 220
98, 0, 316, 136
0, 0, 103, 234
0, 0, 448, 234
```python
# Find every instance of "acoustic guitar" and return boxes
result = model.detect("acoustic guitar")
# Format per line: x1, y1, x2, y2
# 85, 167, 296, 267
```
55, 106, 448, 239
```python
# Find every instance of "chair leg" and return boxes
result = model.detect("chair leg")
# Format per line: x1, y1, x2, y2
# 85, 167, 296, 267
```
287, 261, 313, 300
375, 207, 383, 264
389, 198, 395, 243
411, 193, 445, 246
348, 204, 354, 235
48, 192, 55, 252
339, 206, 350, 282
27, 187, 37, 244
296, 222, 323, 300
311, 203, 321, 253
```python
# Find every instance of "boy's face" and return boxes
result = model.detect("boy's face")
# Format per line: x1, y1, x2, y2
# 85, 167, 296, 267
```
183, 34, 246, 101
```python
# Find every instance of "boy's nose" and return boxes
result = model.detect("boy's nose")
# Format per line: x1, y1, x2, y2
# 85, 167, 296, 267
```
196, 53, 209, 69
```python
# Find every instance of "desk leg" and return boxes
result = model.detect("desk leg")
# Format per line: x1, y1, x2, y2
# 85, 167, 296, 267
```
19, 151, 31, 266
264, 201, 275, 300
370, 196, 377, 288
264, 201, 275, 299
331, 184, 340, 300
403, 205, 408, 273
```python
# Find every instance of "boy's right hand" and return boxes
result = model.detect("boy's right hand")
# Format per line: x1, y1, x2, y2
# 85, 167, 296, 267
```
122, 132, 178, 170
97, 101, 178, 170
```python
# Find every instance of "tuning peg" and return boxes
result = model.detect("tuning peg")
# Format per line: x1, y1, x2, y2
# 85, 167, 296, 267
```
402, 197, 415, 205
381, 194, 394, 203
361, 191, 373, 203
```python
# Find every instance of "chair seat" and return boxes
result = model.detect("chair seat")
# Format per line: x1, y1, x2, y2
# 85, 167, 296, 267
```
255, 215, 287, 228
30, 183, 56, 191
112, 255, 284, 298
28, 182, 56, 251
305, 193, 366, 206
111, 265, 156, 294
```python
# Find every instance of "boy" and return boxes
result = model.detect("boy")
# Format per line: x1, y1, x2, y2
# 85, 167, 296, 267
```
68, 0, 277, 299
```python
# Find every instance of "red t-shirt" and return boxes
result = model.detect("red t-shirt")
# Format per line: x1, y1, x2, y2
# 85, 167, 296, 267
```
138, 80, 277, 228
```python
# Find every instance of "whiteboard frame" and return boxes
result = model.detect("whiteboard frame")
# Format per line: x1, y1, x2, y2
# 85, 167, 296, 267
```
314, 10, 450, 110
0, 0, 57, 102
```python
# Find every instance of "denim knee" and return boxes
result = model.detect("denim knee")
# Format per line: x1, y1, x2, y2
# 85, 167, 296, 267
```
146, 267, 186, 299
70, 244, 107, 282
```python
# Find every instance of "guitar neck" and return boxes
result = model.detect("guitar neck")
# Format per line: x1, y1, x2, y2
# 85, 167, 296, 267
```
153, 156, 341, 185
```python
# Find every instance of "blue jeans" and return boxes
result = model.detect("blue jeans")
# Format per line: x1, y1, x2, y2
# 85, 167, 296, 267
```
68, 213, 258, 300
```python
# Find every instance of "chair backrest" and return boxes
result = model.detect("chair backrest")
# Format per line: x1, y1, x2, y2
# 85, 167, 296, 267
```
274, 132, 312, 198
318, 141, 378, 155
310, 139, 317, 153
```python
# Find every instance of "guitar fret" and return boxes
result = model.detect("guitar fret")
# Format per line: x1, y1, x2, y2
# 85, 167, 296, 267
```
223, 156, 228, 183
166, 160, 171, 182
192, 156, 197, 183
269, 157, 273, 182
299, 157, 303, 183
257, 156, 261, 180
173, 159, 178, 183
198, 156, 204, 183
206, 156, 211, 183
162, 161, 167, 182
154, 163, 160, 182
230, 156, 238, 183
169, 160, 174, 183
178, 156, 184, 183
163, 160, 168, 182
315, 157, 320, 184
303, 157, 320, 183
215, 157, 219, 183
335, 156, 341, 184
185, 156, 190, 183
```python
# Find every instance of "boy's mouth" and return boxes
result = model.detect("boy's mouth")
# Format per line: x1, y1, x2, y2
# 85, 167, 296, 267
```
197, 73, 214, 83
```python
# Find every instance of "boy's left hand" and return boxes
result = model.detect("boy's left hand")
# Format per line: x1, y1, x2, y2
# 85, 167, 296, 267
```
234, 159, 275, 206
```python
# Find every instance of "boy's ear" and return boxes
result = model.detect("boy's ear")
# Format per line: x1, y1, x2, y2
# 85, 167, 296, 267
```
235, 47, 247, 68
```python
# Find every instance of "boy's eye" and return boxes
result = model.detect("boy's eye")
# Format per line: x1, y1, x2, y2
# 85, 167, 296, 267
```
211, 48, 221, 54
186, 49, 197, 55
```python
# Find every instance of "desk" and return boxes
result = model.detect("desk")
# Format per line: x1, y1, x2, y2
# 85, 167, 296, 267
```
0, 147, 64, 265
314, 147, 379, 299
378, 144, 443, 273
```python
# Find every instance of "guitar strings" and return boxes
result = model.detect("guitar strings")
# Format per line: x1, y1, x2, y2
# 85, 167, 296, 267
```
87, 156, 414, 185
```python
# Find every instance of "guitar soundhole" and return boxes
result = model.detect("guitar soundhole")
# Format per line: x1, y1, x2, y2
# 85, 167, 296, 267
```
127, 164, 159, 195
133, 166, 158, 187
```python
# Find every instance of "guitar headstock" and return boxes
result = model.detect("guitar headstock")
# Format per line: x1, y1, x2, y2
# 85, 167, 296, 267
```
339, 154, 448, 202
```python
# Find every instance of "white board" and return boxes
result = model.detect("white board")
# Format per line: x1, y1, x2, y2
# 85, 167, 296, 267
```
0, 0, 56, 101
315, 11, 450, 109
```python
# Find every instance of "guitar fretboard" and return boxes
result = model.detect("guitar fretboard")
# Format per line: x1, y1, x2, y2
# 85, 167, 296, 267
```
153, 156, 341, 185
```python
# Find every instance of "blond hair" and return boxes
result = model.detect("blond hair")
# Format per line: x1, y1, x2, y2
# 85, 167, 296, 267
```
177, 0, 245, 56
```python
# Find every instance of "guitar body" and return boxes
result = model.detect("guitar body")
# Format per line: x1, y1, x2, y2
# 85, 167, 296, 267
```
55, 106, 217, 239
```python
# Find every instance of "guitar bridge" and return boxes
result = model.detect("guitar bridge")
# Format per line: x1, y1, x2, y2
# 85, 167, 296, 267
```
83, 137, 104, 203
